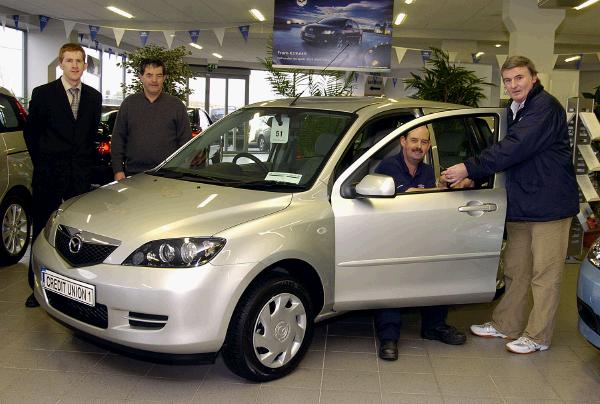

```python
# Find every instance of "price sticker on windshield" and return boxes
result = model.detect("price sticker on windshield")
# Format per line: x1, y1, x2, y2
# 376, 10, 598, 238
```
270, 116, 290, 144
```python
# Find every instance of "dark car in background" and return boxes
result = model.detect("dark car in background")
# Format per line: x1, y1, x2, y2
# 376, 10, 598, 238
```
187, 107, 213, 137
301, 16, 362, 47
93, 108, 118, 186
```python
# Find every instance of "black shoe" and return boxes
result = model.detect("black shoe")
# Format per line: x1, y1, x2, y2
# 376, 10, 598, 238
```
422, 324, 466, 345
378, 339, 398, 361
25, 293, 39, 308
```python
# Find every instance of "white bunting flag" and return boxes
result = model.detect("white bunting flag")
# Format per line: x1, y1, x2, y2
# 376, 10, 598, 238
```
213, 28, 225, 47
113, 28, 125, 47
164, 30, 175, 49
448, 52, 458, 62
63, 20, 76, 40
0, 15, 6, 31
393, 47, 407, 64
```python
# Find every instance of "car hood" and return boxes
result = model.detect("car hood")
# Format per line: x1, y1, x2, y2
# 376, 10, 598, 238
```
58, 173, 293, 242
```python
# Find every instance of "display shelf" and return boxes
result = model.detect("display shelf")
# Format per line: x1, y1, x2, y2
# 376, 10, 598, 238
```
577, 145, 600, 171
577, 174, 600, 202
581, 112, 600, 141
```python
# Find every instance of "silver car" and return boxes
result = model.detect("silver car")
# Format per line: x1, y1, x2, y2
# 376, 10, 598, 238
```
0, 87, 32, 266
33, 97, 507, 381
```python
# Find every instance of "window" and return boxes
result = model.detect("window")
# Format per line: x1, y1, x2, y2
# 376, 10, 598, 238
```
55, 47, 101, 92
249, 70, 285, 104
0, 94, 22, 131
0, 27, 25, 98
102, 52, 124, 105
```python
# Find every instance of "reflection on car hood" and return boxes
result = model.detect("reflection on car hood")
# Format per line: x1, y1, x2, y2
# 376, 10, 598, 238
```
58, 174, 293, 241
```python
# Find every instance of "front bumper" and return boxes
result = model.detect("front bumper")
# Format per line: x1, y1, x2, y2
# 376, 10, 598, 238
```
32, 235, 255, 354
577, 259, 600, 349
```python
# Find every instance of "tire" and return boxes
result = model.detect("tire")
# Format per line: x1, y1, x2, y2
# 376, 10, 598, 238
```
222, 274, 314, 382
0, 194, 31, 266
258, 135, 267, 152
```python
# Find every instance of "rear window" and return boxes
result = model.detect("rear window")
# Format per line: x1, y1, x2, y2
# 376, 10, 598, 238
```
0, 94, 22, 132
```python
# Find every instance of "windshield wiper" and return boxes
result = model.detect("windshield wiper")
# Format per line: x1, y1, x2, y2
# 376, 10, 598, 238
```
151, 169, 230, 184
233, 179, 305, 190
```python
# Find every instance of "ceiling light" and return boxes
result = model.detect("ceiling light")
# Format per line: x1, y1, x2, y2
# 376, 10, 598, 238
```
475, 51, 485, 58
494, 44, 502, 48
212, 53, 223, 59
404, 0, 414, 4
394, 13, 407, 25
565, 55, 582, 62
250, 9, 266, 21
107, 6, 134, 19
574, 0, 599, 10
189, 43, 203, 50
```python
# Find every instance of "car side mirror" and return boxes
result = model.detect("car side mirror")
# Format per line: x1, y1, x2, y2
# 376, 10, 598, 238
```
355, 174, 395, 197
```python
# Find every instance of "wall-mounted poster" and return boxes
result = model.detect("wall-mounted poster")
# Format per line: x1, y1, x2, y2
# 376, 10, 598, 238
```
272, 0, 394, 72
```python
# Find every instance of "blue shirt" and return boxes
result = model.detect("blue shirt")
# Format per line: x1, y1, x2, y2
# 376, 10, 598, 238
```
376, 151, 435, 193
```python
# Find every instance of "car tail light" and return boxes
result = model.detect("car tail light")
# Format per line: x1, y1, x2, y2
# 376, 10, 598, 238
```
98, 140, 111, 155
192, 129, 202, 137
14, 99, 28, 121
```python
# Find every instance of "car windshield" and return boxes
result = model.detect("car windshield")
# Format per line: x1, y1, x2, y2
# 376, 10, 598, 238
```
317, 17, 346, 27
153, 107, 355, 192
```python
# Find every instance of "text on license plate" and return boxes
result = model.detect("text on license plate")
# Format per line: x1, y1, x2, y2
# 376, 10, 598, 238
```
42, 268, 96, 307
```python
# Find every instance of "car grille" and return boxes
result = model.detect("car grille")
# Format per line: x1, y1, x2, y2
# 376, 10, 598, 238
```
46, 290, 108, 329
55, 225, 119, 267
577, 297, 600, 335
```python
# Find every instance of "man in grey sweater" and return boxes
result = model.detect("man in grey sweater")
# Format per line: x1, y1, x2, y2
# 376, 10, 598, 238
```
111, 59, 192, 180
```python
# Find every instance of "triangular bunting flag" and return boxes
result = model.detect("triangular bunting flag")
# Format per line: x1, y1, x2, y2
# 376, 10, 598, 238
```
108, 48, 113, 58
213, 28, 225, 47
576, 54, 583, 70
382, 77, 389, 87
496, 54, 507, 68
238, 25, 249, 42
392, 78, 398, 88
1, 15, 6, 31
448, 51, 458, 63
164, 31, 175, 49
13, 15, 19, 29
89, 25, 100, 41
113, 28, 125, 47
94, 40, 99, 51
39, 15, 50, 32
64, 20, 76, 40
78, 33, 84, 43
420, 50, 432, 64
189, 30, 200, 43
139, 31, 149, 46
393, 47, 407, 64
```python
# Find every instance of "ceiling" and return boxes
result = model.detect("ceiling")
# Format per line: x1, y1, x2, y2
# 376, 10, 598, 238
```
1, 0, 599, 69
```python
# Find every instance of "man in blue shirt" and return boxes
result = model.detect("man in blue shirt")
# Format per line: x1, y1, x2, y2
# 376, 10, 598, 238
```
374, 125, 467, 361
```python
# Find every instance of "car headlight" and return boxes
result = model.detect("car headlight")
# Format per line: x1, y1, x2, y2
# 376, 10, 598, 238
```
322, 30, 334, 35
587, 238, 600, 268
123, 237, 226, 268
44, 209, 62, 245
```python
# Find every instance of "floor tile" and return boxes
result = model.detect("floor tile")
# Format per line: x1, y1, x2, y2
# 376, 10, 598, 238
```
66, 373, 141, 400
442, 397, 504, 404
492, 375, 560, 400
430, 356, 487, 376
321, 369, 380, 392
126, 376, 202, 402
146, 363, 211, 380
298, 349, 325, 369
378, 354, 432, 373
545, 374, 600, 402
321, 389, 382, 404
380, 372, 439, 395
327, 322, 374, 337
326, 336, 376, 353
90, 354, 152, 376
324, 351, 378, 372
381, 392, 443, 404
258, 386, 320, 404
436, 374, 500, 399
265, 367, 322, 389
192, 382, 260, 403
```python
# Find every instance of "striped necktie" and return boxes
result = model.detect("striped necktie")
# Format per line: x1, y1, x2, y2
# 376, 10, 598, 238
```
68, 88, 80, 119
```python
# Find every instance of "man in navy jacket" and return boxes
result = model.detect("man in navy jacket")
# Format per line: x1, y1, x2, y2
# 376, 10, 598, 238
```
443, 56, 578, 354
24, 43, 102, 307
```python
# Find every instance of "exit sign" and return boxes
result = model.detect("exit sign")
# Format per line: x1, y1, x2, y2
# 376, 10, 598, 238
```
207, 63, 218, 72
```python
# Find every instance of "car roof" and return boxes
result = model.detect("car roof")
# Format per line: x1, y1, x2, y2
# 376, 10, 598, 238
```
245, 96, 465, 114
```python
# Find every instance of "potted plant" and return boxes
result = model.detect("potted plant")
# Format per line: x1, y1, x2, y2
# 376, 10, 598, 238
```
404, 47, 493, 107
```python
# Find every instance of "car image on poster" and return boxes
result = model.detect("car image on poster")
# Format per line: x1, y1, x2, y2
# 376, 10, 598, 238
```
272, 0, 393, 72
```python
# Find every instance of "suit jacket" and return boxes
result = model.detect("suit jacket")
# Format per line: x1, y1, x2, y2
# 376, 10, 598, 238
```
24, 78, 102, 175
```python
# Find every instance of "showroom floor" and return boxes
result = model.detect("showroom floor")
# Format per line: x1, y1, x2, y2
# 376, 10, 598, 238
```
1, 254, 599, 404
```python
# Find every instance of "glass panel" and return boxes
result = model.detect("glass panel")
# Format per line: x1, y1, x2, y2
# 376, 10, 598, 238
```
101, 52, 124, 106
227, 78, 245, 113
208, 77, 226, 121
0, 27, 24, 98
82, 47, 101, 91
0, 94, 20, 130
189, 77, 206, 109
249, 70, 284, 103
155, 107, 355, 191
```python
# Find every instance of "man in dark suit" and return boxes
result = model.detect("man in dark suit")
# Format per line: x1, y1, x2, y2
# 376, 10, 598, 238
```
24, 43, 102, 307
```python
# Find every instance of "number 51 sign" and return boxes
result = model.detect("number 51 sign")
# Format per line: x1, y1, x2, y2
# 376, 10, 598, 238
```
270, 116, 290, 144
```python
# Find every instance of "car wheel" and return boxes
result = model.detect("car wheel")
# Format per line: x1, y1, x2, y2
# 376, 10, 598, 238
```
223, 274, 314, 382
0, 194, 30, 266
258, 135, 267, 152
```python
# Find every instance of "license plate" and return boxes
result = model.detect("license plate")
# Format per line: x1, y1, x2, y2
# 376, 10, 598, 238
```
41, 268, 96, 307
305, 33, 315, 38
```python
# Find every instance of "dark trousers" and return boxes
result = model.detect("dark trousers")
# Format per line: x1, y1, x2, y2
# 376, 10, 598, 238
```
28, 166, 90, 289
375, 305, 449, 341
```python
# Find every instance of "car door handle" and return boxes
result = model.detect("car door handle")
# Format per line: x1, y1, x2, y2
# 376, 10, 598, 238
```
458, 203, 497, 213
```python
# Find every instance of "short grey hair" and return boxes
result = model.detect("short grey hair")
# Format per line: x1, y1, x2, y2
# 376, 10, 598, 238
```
501, 56, 538, 76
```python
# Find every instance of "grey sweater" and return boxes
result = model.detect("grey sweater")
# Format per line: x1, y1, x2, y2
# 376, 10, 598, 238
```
111, 92, 192, 175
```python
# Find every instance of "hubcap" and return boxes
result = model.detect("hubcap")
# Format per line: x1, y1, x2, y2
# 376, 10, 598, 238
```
252, 293, 307, 368
2, 203, 28, 255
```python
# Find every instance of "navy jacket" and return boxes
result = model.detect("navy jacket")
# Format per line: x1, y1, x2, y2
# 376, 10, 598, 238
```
464, 82, 578, 222
376, 151, 436, 192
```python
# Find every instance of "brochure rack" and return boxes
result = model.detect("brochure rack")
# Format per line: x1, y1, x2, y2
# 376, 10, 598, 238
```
568, 97, 600, 257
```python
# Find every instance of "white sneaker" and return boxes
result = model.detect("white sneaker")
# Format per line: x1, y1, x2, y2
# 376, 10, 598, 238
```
506, 337, 549, 354
470, 322, 507, 338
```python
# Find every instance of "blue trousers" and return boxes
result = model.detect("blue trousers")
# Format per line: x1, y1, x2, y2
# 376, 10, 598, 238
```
375, 305, 449, 340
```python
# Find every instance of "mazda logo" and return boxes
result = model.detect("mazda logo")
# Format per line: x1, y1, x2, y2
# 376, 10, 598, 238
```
68, 234, 84, 254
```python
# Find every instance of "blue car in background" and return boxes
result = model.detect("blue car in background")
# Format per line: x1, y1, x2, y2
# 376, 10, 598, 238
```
578, 239, 600, 349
